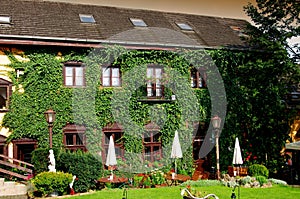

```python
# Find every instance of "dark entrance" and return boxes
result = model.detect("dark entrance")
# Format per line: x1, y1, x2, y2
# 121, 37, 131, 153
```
13, 138, 37, 164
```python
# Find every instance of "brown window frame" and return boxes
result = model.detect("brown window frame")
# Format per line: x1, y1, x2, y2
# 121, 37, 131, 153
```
63, 61, 86, 87
12, 138, 37, 163
143, 131, 162, 162
190, 67, 207, 88
146, 65, 164, 98
63, 124, 87, 152
0, 78, 12, 112
101, 65, 121, 87
0, 135, 8, 158
102, 123, 124, 164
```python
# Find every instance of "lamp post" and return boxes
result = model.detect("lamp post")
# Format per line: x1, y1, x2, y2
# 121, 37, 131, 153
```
44, 109, 56, 148
211, 115, 221, 180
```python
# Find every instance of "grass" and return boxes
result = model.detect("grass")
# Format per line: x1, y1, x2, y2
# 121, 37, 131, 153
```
67, 184, 300, 199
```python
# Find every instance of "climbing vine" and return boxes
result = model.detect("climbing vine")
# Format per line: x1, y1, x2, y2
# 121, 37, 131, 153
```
3, 43, 297, 175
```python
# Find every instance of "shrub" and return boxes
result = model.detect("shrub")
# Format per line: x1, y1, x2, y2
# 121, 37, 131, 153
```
133, 174, 144, 187
248, 164, 269, 178
255, 175, 267, 186
151, 171, 165, 185
56, 150, 103, 193
31, 171, 72, 197
142, 176, 152, 187
31, 147, 60, 174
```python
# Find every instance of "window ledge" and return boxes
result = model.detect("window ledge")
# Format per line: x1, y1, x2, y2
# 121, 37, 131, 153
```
137, 98, 173, 103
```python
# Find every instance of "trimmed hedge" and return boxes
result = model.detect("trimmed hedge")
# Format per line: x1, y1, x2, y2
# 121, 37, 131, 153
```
248, 164, 269, 178
31, 171, 72, 197
31, 148, 59, 174
56, 150, 103, 193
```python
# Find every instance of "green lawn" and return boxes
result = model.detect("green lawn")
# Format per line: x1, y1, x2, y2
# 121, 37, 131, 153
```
68, 185, 300, 199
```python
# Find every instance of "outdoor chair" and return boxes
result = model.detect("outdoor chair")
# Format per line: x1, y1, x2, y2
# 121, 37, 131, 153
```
181, 188, 219, 199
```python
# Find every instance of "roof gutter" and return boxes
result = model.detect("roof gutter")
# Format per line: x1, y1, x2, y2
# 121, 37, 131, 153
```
0, 34, 249, 51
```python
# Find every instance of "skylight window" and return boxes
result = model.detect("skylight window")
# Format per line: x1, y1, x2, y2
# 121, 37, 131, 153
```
130, 18, 147, 27
79, 14, 95, 23
176, 22, 193, 31
0, 16, 11, 24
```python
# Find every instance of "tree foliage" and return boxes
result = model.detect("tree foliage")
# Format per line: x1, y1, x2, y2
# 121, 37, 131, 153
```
244, 0, 300, 62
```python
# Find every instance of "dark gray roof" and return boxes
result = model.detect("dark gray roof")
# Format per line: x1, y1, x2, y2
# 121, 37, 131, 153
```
0, 0, 250, 49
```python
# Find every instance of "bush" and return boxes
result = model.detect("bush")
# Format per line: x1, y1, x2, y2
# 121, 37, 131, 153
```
31, 171, 72, 197
151, 171, 165, 185
133, 174, 144, 187
56, 150, 103, 193
248, 164, 269, 178
255, 175, 267, 186
31, 147, 59, 174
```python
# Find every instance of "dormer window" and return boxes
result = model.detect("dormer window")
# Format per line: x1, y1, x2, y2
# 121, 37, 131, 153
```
130, 18, 147, 27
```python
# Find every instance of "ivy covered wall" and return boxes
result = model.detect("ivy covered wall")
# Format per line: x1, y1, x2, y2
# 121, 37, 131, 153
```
2, 46, 213, 174
2, 44, 297, 175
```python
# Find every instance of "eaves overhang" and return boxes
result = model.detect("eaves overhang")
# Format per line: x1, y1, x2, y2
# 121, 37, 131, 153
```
0, 34, 249, 51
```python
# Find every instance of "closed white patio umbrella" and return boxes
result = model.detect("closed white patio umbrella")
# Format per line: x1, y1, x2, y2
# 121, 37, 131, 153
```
106, 135, 117, 180
232, 137, 243, 176
171, 130, 183, 175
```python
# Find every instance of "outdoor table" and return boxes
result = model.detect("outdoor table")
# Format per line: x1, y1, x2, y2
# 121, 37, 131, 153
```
98, 176, 128, 187
165, 173, 191, 186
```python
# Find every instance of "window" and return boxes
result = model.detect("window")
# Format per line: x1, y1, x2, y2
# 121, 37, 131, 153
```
0, 135, 7, 159
12, 138, 37, 163
102, 66, 121, 87
130, 18, 147, 27
63, 124, 86, 151
176, 22, 193, 31
0, 78, 12, 111
79, 14, 96, 23
0, 16, 11, 24
63, 62, 85, 87
143, 131, 162, 162
147, 65, 164, 98
190, 68, 206, 88
102, 123, 124, 163
103, 132, 124, 159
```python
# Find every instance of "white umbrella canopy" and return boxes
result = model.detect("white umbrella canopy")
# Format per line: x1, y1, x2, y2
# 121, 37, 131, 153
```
232, 137, 243, 176
105, 135, 117, 179
232, 137, 243, 165
171, 130, 183, 174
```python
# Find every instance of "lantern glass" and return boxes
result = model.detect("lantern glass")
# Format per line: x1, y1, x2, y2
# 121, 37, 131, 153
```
45, 109, 56, 124
211, 115, 221, 129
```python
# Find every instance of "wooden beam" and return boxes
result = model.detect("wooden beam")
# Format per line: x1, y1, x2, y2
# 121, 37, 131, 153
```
0, 168, 28, 180
0, 160, 32, 174
0, 154, 34, 168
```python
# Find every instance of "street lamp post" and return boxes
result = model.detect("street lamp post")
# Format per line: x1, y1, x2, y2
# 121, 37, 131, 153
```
44, 109, 56, 148
211, 115, 221, 180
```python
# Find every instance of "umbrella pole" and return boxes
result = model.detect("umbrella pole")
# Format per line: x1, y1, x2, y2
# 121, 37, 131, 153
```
175, 159, 177, 174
